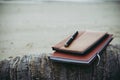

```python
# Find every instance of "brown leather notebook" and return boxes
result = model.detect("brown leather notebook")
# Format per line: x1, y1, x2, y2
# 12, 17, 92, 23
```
52, 31, 107, 54
50, 34, 113, 64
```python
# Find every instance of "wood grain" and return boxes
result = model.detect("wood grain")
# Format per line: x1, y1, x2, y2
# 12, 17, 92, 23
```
0, 45, 120, 80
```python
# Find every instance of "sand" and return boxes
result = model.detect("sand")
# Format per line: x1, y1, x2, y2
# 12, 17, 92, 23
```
0, 2, 120, 60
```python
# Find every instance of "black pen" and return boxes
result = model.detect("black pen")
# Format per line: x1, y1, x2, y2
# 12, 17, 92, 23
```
64, 31, 78, 47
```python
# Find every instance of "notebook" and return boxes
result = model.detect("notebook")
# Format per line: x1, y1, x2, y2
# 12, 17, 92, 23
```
52, 31, 108, 55
50, 34, 113, 64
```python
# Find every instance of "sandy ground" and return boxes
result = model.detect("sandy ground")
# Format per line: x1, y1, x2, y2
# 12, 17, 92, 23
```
0, 2, 120, 60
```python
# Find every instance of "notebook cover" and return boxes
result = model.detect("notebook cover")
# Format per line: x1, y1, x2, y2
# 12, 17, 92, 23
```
50, 34, 113, 64
52, 31, 107, 54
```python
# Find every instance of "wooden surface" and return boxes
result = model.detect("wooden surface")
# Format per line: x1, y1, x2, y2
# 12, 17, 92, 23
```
0, 45, 120, 80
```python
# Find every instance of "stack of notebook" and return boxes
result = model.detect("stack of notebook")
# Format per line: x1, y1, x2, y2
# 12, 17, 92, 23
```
49, 31, 113, 64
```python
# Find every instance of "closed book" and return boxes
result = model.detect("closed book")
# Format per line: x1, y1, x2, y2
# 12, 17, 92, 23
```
50, 34, 113, 64
52, 31, 108, 55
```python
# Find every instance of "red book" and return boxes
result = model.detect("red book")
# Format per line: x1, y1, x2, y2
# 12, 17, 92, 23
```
50, 32, 113, 64
52, 31, 108, 55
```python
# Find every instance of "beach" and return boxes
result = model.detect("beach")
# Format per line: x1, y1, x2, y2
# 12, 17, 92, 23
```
0, 1, 120, 60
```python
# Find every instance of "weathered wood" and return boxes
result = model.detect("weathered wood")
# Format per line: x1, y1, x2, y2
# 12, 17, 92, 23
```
0, 45, 120, 80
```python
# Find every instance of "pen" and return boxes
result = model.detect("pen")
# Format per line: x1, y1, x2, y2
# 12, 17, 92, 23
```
64, 31, 78, 47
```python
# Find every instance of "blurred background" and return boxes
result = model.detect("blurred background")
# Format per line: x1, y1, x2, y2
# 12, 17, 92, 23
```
0, 0, 120, 60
